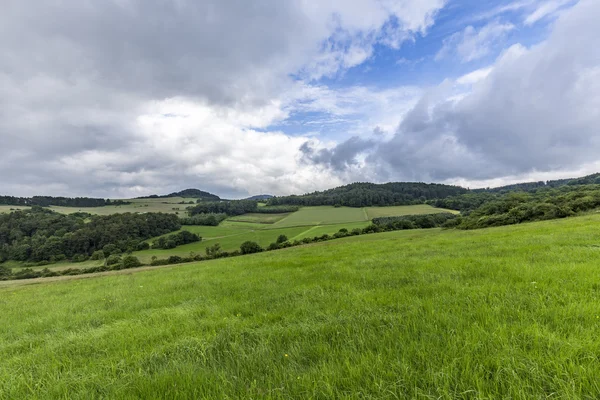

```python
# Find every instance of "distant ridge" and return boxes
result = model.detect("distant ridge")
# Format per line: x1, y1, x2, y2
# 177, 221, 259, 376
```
137, 188, 220, 201
245, 194, 274, 201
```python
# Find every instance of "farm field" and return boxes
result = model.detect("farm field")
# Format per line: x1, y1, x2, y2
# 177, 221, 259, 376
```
271, 205, 368, 227
227, 212, 291, 224
364, 204, 458, 219
133, 221, 370, 263
0, 205, 30, 214
2, 214, 600, 398
3, 197, 197, 215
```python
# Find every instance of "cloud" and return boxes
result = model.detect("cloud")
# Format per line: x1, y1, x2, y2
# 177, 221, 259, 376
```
0, 0, 446, 197
436, 21, 516, 62
524, 0, 577, 25
370, 0, 600, 184
300, 136, 378, 171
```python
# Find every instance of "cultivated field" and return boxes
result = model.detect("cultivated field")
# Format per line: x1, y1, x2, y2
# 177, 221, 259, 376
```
364, 204, 458, 219
2, 214, 600, 398
272, 206, 368, 227
0, 205, 30, 214
227, 213, 291, 224
2, 197, 197, 215
132, 221, 370, 263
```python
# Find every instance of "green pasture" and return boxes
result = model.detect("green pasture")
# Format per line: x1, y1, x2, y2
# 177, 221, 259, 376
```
0, 205, 30, 214
3, 215, 600, 398
272, 206, 368, 227
227, 213, 291, 224
134, 222, 369, 263
364, 204, 458, 219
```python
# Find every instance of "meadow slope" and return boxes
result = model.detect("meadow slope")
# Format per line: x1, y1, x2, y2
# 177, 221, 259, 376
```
2, 215, 600, 398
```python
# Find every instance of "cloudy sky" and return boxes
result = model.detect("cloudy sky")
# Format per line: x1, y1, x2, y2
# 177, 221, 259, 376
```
1, 0, 598, 198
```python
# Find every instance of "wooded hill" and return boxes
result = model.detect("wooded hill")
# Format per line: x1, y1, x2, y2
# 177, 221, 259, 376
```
267, 182, 468, 207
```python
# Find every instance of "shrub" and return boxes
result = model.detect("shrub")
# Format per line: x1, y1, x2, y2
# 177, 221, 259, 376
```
122, 255, 142, 269
168, 256, 183, 264
276, 235, 288, 244
106, 254, 122, 267
0, 265, 12, 280
205, 243, 222, 258
135, 242, 150, 251
240, 241, 263, 255
90, 250, 105, 260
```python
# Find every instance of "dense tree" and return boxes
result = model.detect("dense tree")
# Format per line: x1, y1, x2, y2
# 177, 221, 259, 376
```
0, 209, 180, 263
152, 231, 201, 249
267, 182, 467, 208
188, 200, 258, 216
240, 241, 262, 255
179, 213, 228, 226
0, 196, 128, 207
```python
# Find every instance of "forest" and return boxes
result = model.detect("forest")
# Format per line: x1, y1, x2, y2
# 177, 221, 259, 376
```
267, 182, 468, 207
434, 184, 600, 229
0, 208, 180, 263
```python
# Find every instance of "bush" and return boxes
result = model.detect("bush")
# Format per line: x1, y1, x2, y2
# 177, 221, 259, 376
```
0, 265, 12, 280
135, 242, 150, 251
240, 241, 263, 255
168, 256, 183, 264
122, 255, 142, 269
268, 242, 280, 251
205, 243, 222, 258
153, 231, 201, 249
106, 254, 122, 267
276, 235, 288, 244
90, 250, 105, 260
72, 254, 88, 263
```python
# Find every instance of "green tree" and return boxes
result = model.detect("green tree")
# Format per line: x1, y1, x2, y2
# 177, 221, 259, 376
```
240, 241, 262, 255
276, 235, 288, 244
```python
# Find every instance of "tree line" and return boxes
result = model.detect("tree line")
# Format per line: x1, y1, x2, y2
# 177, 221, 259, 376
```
432, 184, 600, 229
0, 196, 129, 208
267, 182, 468, 207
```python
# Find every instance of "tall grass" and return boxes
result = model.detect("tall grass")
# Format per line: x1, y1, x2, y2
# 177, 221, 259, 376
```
2, 215, 600, 398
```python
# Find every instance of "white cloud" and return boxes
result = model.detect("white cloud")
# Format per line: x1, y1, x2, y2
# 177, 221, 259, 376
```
0, 0, 446, 197
456, 67, 494, 85
524, 0, 577, 25
368, 0, 600, 183
436, 21, 516, 62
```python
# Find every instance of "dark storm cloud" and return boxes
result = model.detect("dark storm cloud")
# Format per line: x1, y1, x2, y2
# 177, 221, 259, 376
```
301, 137, 377, 171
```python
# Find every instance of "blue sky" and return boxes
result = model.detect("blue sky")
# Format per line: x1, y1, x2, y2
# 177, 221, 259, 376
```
0, 0, 597, 198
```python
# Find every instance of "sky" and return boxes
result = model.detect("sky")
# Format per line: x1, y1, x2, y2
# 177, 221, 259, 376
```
1, 0, 598, 199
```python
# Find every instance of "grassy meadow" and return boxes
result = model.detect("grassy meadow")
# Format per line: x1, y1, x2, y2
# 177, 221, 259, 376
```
364, 204, 458, 219
2, 214, 600, 398
271, 206, 369, 227
1, 197, 197, 216
133, 221, 370, 263
0, 205, 30, 214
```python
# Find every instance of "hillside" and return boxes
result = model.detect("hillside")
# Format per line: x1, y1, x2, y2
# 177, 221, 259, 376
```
245, 194, 274, 201
2, 214, 600, 398
138, 188, 220, 201
268, 182, 467, 207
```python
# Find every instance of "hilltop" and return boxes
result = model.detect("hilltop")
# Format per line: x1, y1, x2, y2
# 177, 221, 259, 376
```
137, 188, 220, 201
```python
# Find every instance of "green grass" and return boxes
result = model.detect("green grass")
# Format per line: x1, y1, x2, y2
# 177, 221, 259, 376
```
2, 215, 600, 398
134, 222, 369, 262
272, 206, 368, 227
1, 197, 197, 215
0, 205, 30, 214
365, 204, 459, 219
227, 213, 291, 224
